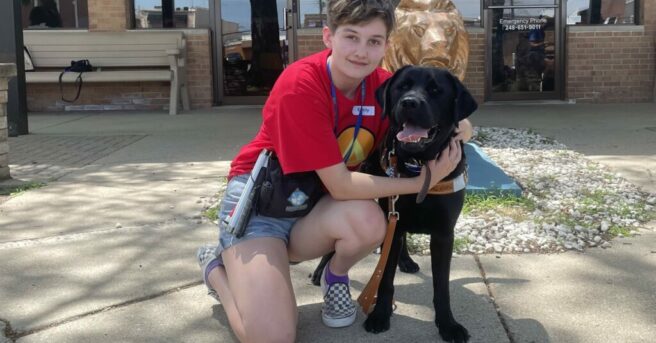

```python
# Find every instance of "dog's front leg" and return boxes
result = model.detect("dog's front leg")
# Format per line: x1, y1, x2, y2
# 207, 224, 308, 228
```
398, 233, 420, 273
363, 230, 404, 334
430, 232, 470, 342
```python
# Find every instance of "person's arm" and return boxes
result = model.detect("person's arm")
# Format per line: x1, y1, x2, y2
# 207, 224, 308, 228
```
317, 138, 462, 200
454, 119, 473, 142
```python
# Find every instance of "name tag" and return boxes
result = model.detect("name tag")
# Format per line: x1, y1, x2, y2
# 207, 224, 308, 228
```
352, 106, 376, 116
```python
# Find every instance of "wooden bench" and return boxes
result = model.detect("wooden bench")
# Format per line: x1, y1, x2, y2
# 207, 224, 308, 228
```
23, 30, 190, 115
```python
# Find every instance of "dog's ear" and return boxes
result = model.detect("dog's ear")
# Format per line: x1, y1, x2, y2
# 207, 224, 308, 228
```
448, 73, 478, 122
376, 65, 411, 120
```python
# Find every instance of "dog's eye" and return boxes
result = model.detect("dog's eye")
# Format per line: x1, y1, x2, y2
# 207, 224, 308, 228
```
428, 87, 441, 94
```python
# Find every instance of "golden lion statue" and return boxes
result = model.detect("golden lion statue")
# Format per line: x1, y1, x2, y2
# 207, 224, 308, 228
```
383, 0, 470, 81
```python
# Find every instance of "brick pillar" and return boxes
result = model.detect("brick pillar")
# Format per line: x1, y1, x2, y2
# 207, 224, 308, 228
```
88, 0, 129, 31
648, 0, 656, 101
0, 64, 17, 180
645, 0, 656, 36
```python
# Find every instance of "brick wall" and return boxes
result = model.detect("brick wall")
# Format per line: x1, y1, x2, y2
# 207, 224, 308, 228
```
185, 32, 213, 108
26, 30, 213, 112
298, 30, 325, 59
645, 0, 656, 100
294, 22, 655, 105
567, 27, 655, 103
646, 0, 656, 37
463, 29, 485, 104
296, 29, 486, 104
0, 64, 17, 180
88, 0, 129, 32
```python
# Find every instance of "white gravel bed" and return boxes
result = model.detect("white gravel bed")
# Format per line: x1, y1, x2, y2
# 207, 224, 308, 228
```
408, 127, 655, 255
200, 128, 655, 255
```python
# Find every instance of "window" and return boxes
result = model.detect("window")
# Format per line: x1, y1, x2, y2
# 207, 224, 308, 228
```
133, 0, 210, 29
21, 0, 89, 29
452, 0, 483, 27
567, 0, 637, 24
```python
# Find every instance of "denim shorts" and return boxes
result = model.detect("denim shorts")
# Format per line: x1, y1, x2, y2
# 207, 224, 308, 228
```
215, 174, 299, 262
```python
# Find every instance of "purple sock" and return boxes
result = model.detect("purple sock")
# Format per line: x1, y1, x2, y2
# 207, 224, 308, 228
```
325, 261, 349, 285
204, 259, 221, 284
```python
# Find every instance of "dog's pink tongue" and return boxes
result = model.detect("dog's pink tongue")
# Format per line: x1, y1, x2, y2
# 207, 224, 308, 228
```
397, 124, 430, 142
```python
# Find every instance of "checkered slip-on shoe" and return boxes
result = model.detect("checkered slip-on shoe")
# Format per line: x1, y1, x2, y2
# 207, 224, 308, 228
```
320, 264, 357, 328
196, 244, 221, 303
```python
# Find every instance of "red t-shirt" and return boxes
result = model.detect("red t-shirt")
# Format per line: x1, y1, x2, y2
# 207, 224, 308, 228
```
229, 49, 391, 179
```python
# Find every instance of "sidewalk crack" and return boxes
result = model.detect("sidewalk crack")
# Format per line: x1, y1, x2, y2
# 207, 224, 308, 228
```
13, 281, 202, 339
474, 255, 515, 343
1, 317, 17, 342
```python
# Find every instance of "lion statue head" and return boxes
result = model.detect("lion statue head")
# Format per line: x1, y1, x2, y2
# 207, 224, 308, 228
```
383, 0, 470, 81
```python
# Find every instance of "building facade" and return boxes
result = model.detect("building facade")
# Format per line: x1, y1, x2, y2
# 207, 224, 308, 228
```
21, 0, 655, 112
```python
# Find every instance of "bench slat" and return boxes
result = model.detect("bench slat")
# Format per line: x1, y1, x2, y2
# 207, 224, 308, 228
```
23, 31, 185, 45
30, 50, 170, 58
30, 58, 170, 67
27, 44, 179, 52
26, 70, 172, 83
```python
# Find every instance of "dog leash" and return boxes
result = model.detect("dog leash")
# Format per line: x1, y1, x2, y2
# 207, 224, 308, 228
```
358, 151, 400, 315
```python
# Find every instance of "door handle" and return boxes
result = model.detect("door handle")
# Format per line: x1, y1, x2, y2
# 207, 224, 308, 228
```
283, 7, 292, 30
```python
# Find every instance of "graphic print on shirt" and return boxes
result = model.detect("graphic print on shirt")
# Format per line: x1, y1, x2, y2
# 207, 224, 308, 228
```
336, 126, 375, 168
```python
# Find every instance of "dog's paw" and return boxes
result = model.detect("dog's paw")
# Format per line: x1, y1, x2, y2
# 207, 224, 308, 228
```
363, 311, 391, 334
398, 257, 420, 274
437, 321, 470, 343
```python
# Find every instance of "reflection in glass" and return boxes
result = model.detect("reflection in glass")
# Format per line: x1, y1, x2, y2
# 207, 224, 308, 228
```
134, 0, 210, 28
491, 7, 556, 93
221, 0, 288, 96
566, 0, 635, 25
492, 0, 557, 5
21, 0, 89, 29
298, 0, 326, 29
452, 0, 482, 26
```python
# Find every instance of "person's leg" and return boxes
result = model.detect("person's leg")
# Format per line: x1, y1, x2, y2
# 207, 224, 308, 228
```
205, 266, 245, 341
287, 196, 386, 327
288, 196, 387, 273
208, 237, 297, 343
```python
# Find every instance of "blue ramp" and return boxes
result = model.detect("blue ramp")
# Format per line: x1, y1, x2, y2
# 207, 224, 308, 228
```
464, 142, 522, 197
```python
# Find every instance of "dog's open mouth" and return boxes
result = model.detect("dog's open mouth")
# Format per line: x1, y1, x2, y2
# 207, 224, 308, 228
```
396, 122, 438, 145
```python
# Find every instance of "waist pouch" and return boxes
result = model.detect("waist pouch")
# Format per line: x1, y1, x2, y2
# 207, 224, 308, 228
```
256, 154, 325, 218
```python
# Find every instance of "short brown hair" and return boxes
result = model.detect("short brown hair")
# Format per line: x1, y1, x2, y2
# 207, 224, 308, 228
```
326, 0, 396, 36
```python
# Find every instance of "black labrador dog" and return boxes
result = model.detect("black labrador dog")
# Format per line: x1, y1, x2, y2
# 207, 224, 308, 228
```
311, 66, 477, 342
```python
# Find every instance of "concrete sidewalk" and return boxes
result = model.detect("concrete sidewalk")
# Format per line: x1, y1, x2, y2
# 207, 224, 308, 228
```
1, 103, 654, 343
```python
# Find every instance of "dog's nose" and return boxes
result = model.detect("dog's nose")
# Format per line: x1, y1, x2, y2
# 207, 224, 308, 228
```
400, 97, 419, 109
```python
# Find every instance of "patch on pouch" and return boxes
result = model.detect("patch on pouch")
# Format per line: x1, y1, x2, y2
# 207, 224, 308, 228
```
286, 188, 309, 212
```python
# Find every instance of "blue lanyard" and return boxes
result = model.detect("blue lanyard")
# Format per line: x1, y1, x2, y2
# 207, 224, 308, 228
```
327, 62, 366, 163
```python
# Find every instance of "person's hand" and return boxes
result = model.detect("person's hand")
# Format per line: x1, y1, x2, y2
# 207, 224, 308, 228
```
419, 138, 462, 190
454, 119, 473, 142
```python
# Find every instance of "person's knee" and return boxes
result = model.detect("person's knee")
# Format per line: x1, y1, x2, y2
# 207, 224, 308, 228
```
243, 319, 296, 343
345, 200, 386, 246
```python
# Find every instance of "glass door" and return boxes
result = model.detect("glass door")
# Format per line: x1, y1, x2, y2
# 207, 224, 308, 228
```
218, 0, 290, 101
485, 0, 563, 101
287, 0, 328, 63
213, 0, 325, 104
